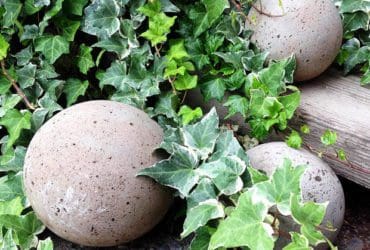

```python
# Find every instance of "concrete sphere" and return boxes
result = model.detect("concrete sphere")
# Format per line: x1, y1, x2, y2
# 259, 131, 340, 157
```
247, 142, 345, 247
249, 0, 343, 81
24, 101, 172, 247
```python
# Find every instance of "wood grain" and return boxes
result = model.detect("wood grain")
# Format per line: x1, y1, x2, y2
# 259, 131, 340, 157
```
290, 69, 370, 188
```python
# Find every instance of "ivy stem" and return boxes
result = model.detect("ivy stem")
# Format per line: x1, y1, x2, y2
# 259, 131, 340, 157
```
251, 2, 284, 17
180, 91, 188, 104
230, 0, 252, 23
154, 44, 161, 57
168, 77, 177, 94
0, 60, 35, 110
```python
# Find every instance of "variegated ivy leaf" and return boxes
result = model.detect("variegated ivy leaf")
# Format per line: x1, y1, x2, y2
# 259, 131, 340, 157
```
209, 191, 275, 250
283, 232, 312, 250
138, 144, 199, 197
0, 173, 24, 202
0, 229, 17, 250
37, 237, 53, 250
181, 199, 224, 238
82, 0, 121, 38
0, 146, 26, 172
290, 194, 328, 246
250, 159, 306, 216
198, 156, 246, 195
187, 178, 217, 209
181, 108, 219, 160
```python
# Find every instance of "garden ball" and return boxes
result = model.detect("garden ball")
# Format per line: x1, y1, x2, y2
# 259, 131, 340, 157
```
249, 0, 343, 81
23, 100, 172, 247
247, 142, 345, 247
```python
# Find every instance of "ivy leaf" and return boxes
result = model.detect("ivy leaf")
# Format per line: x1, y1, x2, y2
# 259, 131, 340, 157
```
258, 61, 286, 96
343, 12, 370, 33
20, 25, 40, 42
178, 105, 203, 125
187, 178, 217, 209
82, 0, 121, 38
100, 61, 128, 90
290, 194, 327, 246
0, 197, 23, 215
223, 95, 248, 119
140, 11, 176, 45
76, 44, 95, 75
181, 199, 224, 238
300, 124, 311, 134
286, 130, 303, 149
0, 174, 24, 202
209, 191, 274, 250
251, 159, 306, 216
283, 232, 312, 250
93, 36, 131, 59
0, 212, 45, 249
174, 72, 198, 90
55, 17, 81, 42
0, 229, 17, 250
189, 0, 230, 37
320, 130, 337, 146
279, 90, 301, 119
340, 0, 370, 13
189, 226, 214, 250
0, 35, 10, 60
0, 94, 22, 116
2, 0, 22, 28
337, 148, 347, 161
39, 0, 64, 33
64, 79, 89, 106
167, 39, 189, 60
0, 109, 32, 150
63, 0, 89, 16
35, 35, 70, 64
16, 63, 37, 89
14, 46, 33, 66
200, 78, 226, 102
198, 156, 246, 195
242, 51, 269, 72
153, 92, 179, 119
0, 146, 26, 172
138, 144, 199, 197
36, 238, 53, 250
181, 108, 219, 159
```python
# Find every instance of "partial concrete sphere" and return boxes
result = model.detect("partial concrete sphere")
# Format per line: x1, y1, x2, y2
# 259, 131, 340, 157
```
247, 142, 345, 247
249, 0, 343, 81
24, 101, 172, 247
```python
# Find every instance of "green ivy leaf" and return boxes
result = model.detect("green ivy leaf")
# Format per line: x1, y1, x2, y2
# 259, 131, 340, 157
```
2, 0, 22, 28
343, 12, 370, 33
16, 63, 37, 89
0, 146, 26, 172
223, 95, 248, 119
340, 0, 370, 13
300, 124, 310, 134
320, 130, 337, 146
209, 191, 274, 250
198, 156, 246, 195
286, 130, 303, 149
63, 0, 89, 16
0, 197, 23, 215
189, 0, 230, 37
76, 44, 95, 75
64, 78, 89, 106
37, 237, 53, 250
200, 78, 226, 102
0, 229, 17, 250
290, 194, 327, 246
0, 174, 24, 202
181, 108, 219, 159
181, 199, 224, 238
82, 0, 121, 38
283, 232, 312, 250
93, 35, 131, 59
167, 39, 189, 60
14, 46, 33, 66
251, 159, 306, 216
178, 105, 203, 125
0, 212, 45, 249
0, 109, 32, 150
0, 35, 10, 60
189, 226, 214, 250
55, 16, 81, 42
138, 144, 199, 197
35, 35, 70, 64
174, 72, 198, 90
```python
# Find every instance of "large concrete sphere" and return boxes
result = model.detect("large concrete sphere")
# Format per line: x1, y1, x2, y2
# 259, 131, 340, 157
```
249, 0, 343, 81
24, 101, 172, 247
247, 142, 345, 248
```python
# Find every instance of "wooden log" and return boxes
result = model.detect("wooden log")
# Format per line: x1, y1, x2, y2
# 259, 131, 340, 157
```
186, 69, 370, 188
289, 69, 370, 188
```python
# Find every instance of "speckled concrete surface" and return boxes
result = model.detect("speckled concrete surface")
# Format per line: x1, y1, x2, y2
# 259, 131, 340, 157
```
249, 0, 343, 81
24, 101, 172, 247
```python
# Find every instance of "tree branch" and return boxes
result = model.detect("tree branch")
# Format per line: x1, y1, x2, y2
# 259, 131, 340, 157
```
251, 2, 284, 18
1, 60, 35, 110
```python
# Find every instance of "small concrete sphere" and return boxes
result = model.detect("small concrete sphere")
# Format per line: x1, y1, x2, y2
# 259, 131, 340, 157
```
247, 142, 345, 247
249, 0, 343, 81
24, 101, 172, 247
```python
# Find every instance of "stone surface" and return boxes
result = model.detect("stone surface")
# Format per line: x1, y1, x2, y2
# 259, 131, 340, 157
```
249, 0, 343, 81
23, 100, 172, 247
247, 142, 345, 247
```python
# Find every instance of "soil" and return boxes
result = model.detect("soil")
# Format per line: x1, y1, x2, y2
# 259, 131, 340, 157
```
45, 179, 370, 250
